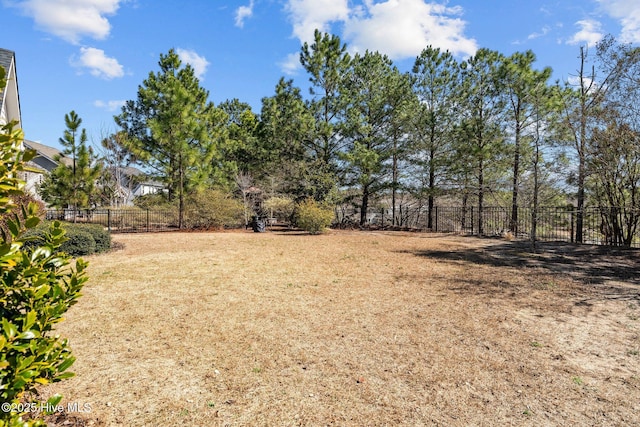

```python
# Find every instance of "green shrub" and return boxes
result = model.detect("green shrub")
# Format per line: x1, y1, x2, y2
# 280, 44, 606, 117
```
21, 222, 110, 256
60, 229, 96, 257
133, 192, 171, 210
0, 193, 45, 240
1, 118, 88, 427
294, 198, 335, 235
264, 196, 295, 222
184, 189, 244, 229
71, 223, 110, 253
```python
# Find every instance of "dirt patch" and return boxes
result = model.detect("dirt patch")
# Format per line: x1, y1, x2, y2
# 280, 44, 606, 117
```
42, 231, 640, 426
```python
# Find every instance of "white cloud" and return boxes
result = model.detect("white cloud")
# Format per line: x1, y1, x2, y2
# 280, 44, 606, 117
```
285, 0, 350, 44
512, 25, 552, 45
94, 99, 126, 112
596, 0, 640, 43
176, 48, 210, 80
566, 75, 600, 94
72, 47, 124, 79
9, 0, 122, 44
343, 0, 477, 59
284, 0, 477, 60
527, 25, 551, 40
235, 0, 255, 28
279, 52, 302, 75
567, 19, 604, 46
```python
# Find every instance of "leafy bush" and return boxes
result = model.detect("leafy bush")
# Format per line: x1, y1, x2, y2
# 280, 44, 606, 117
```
22, 222, 110, 256
0, 193, 45, 240
133, 192, 172, 210
70, 223, 110, 253
264, 196, 295, 223
184, 189, 244, 229
294, 198, 335, 234
60, 229, 96, 257
1, 119, 88, 426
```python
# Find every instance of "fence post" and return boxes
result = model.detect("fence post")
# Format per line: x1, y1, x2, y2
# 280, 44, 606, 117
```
107, 209, 111, 232
146, 209, 150, 232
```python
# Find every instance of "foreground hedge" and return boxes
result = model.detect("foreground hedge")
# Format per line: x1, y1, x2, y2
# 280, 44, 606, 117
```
1, 117, 87, 427
23, 222, 111, 256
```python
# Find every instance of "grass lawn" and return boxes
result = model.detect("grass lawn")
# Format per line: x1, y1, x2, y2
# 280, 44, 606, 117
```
43, 230, 640, 426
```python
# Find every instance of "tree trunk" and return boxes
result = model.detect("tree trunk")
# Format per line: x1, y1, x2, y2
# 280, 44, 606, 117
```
576, 156, 585, 243
575, 46, 589, 244
392, 144, 398, 227
478, 159, 484, 235
510, 120, 521, 234
531, 138, 540, 252
178, 152, 184, 229
427, 146, 436, 230
360, 185, 369, 226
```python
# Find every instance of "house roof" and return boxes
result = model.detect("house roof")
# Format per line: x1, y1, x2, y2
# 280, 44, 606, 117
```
0, 49, 12, 73
120, 166, 144, 176
23, 139, 74, 167
25, 139, 166, 189
0, 48, 21, 127
0, 49, 13, 105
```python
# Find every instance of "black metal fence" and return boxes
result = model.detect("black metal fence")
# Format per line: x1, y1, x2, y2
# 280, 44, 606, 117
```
45, 209, 179, 233
46, 206, 640, 248
335, 205, 640, 248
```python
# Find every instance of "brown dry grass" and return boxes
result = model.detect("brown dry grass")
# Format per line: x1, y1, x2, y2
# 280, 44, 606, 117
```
42, 230, 640, 426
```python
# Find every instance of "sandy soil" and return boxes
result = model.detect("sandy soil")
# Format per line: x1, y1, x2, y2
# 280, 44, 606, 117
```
42, 230, 640, 426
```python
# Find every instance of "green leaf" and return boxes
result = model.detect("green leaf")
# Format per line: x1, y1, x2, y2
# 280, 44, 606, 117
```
23, 311, 37, 330
47, 394, 63, 407
16, 355, 35, 371
25, 215, 41, 229
54, 372, 75, 381
17, 330, 36, 340
2, 319, 17, 339
31, 246, 52, 261
6, 218, 20, 237
57, 356, 76, 372
34, 285, 51, 299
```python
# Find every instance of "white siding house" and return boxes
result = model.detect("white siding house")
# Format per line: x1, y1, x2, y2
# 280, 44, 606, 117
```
21, 140, 74, 199
0, 48, 21, 129
2, 48, 165, 206
1, 48, 44, 196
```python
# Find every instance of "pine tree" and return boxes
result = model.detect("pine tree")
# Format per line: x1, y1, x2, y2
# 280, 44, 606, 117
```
115, 49, 223, 228
411, 47, 460, 229
40, 111, 101, 213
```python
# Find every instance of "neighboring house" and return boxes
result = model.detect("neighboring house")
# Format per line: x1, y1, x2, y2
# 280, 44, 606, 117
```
24, 140, 163, 206
108, 165, 165, 206
22, 139, 73, 197
123, 168, 165, 205
1, 48, 44, 197
3, 48, 164, 206
0, 48, 20, 128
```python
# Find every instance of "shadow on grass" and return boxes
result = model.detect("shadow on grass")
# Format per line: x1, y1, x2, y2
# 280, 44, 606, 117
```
402, 238, 640, 302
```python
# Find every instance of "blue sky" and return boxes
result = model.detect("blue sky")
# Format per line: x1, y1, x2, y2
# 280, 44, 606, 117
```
1, 0, 639, 150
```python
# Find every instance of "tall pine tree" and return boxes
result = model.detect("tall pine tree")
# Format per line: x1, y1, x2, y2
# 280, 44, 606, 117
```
115, 49, 223, 228
40, 111, 101, 213
410, 47, 460, 229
